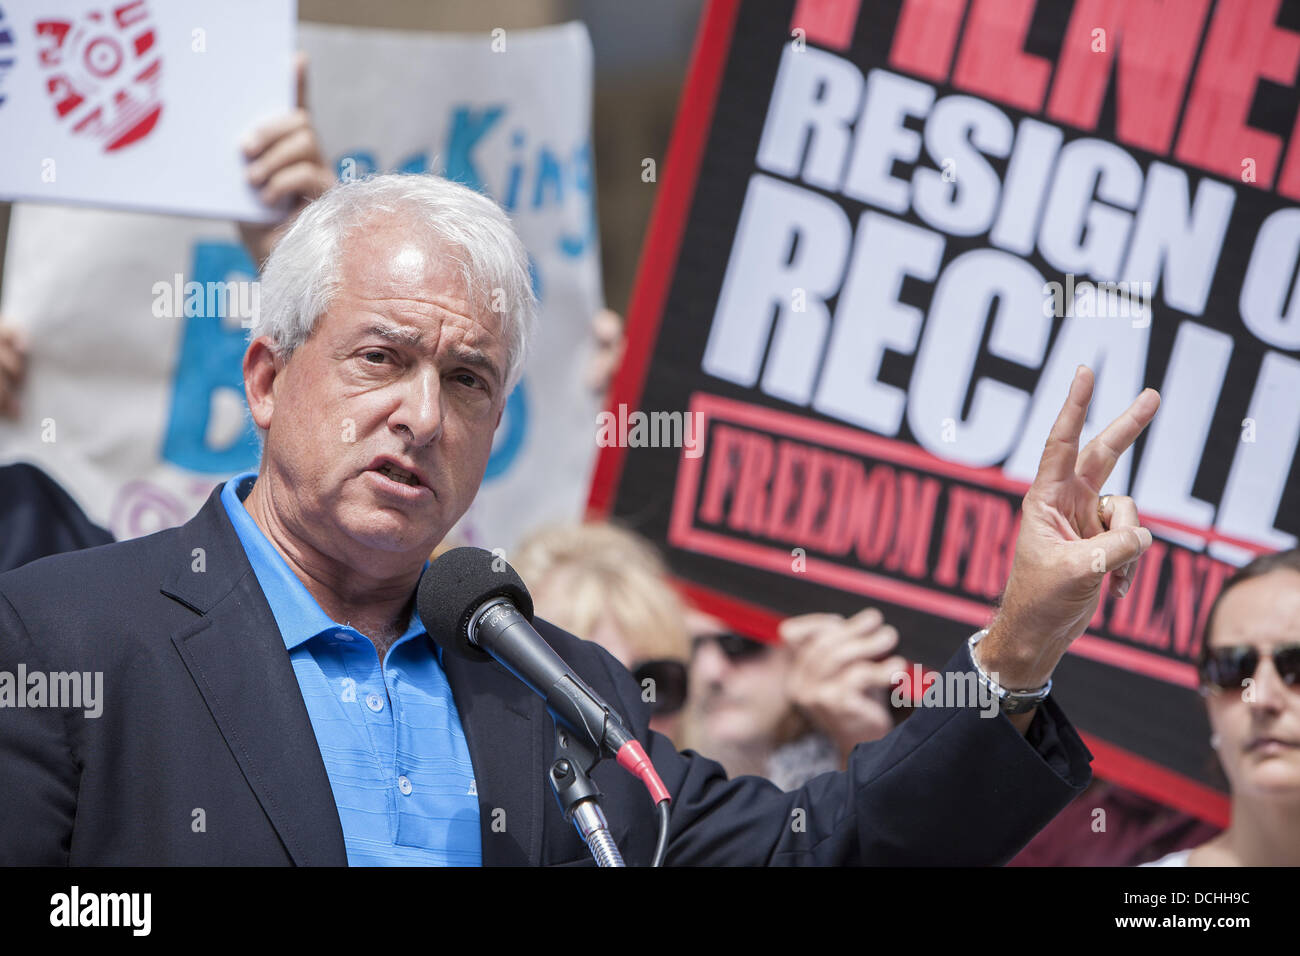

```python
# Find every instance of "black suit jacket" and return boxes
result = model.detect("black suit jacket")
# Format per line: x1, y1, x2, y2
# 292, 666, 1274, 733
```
0, 488, 1093, 865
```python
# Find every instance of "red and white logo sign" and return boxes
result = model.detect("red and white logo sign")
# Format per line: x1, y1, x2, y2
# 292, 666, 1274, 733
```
36, 0, 162, 152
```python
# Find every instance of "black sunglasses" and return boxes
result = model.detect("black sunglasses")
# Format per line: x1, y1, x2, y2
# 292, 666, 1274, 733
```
632, 659, 688, 716
1199, 643, 1300, 693
690, 631, 770, 663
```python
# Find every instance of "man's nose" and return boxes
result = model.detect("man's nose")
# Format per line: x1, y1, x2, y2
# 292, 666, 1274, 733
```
391, 367, 444, 446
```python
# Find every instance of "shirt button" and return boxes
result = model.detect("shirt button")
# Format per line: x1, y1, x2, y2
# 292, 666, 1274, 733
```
366, 692, 384, 712
398, 775, 413, 796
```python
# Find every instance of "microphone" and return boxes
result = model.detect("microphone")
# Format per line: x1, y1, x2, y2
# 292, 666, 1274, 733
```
417, 546, 633, 758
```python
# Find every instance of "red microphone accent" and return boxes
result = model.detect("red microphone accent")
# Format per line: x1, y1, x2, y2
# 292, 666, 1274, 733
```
616, 740, 672, 805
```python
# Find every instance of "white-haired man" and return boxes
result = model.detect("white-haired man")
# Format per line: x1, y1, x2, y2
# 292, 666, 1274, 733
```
0, 173, 1159, 865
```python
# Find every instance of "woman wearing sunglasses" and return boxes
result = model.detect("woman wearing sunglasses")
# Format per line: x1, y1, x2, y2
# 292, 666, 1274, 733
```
1143, 547, 1300, 866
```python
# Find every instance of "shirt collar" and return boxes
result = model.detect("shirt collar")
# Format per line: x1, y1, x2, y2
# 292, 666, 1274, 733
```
220, 471, 428, 653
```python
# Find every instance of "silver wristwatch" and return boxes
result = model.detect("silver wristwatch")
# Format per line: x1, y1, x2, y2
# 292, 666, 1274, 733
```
968, 629, 1052, 715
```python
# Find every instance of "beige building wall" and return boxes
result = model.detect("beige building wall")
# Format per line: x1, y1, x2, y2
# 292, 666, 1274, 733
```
299, 0, 564, 31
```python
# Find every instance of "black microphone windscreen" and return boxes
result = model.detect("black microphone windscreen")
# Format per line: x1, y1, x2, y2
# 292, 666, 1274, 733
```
418, 546, 534, 659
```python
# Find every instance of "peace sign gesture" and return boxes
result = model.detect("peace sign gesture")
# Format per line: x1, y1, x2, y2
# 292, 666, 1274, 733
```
976, 366, 1159, 707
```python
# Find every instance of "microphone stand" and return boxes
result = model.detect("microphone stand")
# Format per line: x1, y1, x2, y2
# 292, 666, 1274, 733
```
548, 724, 625, 867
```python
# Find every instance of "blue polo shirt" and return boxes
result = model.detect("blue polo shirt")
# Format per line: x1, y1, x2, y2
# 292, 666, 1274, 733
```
220, 472, 481, 866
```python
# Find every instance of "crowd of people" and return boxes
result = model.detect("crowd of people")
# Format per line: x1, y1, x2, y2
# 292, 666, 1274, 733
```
1, 54, 1294, 868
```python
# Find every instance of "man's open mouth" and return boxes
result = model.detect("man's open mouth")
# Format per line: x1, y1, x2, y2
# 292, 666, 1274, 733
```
377, 462, 421, 486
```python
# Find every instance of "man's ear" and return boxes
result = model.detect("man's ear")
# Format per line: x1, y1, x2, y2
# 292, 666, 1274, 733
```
494, 403, 504, 430
243, 337, 283, 431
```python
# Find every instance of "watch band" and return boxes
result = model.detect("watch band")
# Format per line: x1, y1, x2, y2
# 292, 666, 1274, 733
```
968, 629, 1052, 715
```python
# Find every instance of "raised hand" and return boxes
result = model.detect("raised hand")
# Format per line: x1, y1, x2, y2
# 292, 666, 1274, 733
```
781, 608, 908, 764
978, 365, 1159, 709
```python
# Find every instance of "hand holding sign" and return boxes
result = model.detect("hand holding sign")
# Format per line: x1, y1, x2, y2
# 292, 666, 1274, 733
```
0, 321, 27, 420
977, 366, 1160, 728
238, 53, 334, 268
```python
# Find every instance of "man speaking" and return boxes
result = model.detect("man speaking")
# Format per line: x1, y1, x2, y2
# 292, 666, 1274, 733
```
0, 174, 1158, 865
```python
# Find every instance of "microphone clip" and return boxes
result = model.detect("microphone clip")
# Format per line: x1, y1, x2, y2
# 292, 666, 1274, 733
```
549, 723, 624, 867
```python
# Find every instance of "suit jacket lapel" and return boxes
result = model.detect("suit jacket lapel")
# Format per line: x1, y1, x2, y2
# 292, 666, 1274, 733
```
440, 650, 547, 866
162, 488, 348, 866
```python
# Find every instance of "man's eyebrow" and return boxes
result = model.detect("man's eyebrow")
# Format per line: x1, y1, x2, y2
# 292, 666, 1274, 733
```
362, 324, 424, 347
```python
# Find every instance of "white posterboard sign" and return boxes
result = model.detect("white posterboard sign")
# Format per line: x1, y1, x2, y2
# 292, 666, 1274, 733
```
0, 0, 295, 222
